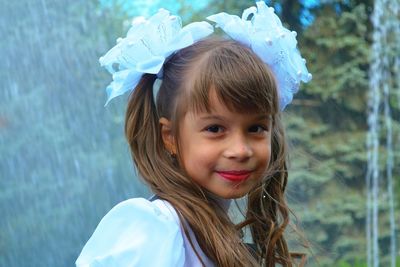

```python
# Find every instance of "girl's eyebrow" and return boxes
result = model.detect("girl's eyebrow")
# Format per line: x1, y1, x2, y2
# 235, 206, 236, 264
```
198, 115, 225, 121
255, 114, 272, 120
197, 114, 271, 121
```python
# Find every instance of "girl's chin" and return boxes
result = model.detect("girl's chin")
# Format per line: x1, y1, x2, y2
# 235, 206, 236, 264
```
210, 187, 251, 199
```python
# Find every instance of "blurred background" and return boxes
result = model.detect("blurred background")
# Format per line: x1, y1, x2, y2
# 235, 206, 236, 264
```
0, 0, 399, 266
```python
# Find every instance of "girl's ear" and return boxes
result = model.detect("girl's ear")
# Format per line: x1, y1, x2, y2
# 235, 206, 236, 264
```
159, 117, 177, 154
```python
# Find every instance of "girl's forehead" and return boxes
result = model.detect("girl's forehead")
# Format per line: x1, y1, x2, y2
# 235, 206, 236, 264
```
207, 88, 228, 106
186, 87, 271, 115
186, 89, 271, 119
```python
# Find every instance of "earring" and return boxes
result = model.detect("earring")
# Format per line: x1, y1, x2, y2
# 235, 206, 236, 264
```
165, 149, 175, 159
167, 150, 178, 166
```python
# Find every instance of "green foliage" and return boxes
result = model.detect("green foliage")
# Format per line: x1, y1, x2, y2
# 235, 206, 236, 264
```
285, 2, 400, 266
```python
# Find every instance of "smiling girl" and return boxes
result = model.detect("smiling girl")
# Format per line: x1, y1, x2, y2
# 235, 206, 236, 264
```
76, 2, 311, 267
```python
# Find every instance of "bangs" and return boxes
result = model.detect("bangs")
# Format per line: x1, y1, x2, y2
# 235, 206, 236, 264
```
181, 40, 279, 116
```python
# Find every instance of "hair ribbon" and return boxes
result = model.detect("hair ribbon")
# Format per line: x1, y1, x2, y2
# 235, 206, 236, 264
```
207, 1, 312, 110
99, 9, 214, 106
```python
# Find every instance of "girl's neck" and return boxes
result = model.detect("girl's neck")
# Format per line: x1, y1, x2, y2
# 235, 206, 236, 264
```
207, 192, 232, 213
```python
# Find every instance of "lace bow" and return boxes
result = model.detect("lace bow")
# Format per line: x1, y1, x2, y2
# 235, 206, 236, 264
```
207, 1, 312, 110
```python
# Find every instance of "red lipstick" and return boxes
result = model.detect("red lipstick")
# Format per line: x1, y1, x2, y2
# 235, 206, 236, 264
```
216, 170, 252, 182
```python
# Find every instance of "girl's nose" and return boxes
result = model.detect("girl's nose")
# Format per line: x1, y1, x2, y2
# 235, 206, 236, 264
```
223, 134, 253, 160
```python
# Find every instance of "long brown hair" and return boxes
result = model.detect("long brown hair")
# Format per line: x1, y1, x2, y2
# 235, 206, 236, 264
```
125, 37, 294, 266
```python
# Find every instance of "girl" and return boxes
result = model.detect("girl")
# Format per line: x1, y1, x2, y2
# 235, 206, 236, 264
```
76, 2, 311, 267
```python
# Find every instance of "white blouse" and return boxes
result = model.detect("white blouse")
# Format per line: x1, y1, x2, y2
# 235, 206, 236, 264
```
75, 198, 214, 267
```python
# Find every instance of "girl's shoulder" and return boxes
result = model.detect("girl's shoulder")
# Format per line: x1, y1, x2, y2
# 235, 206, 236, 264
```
75, 198, 185, 267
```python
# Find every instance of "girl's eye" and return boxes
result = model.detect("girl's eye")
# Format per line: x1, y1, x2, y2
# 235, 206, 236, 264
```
205, 125, 224, 133
249, 125, 268, 133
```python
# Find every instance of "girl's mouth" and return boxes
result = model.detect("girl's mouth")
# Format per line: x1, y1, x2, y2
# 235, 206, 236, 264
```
216, 170, 252, 182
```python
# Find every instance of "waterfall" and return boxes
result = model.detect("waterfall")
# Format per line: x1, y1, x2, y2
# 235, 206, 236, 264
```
367, 0, 398, 266
367, 1, 382, 266
387, 0, 400, 265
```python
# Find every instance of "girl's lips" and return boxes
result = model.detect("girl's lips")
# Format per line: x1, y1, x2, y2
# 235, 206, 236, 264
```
216, 170, 252, 182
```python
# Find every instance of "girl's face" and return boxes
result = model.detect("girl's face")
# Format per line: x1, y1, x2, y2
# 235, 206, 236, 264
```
178, 90, 272, 199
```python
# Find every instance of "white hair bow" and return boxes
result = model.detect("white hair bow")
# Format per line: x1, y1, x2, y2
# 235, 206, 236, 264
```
99, 8, 213, 105
207, 1, 312, 110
